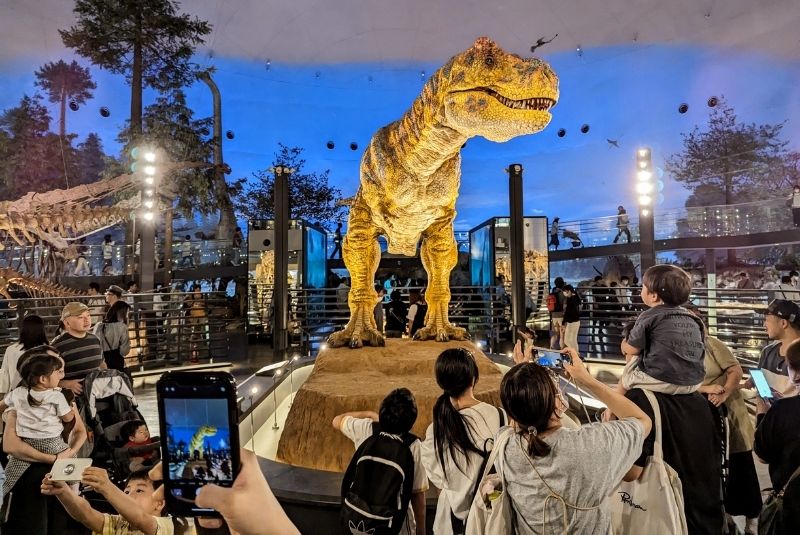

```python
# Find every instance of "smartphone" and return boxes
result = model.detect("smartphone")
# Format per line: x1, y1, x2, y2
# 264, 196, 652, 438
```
157, 371, 241, 516
50, 458, 93, 481
533, 347, 568, 368
750, 369, 773, 399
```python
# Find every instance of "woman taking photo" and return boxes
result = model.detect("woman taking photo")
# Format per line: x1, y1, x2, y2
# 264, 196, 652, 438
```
94, 300, 131, 373
0, 314, 48, 396
420, 348, 506, 534
500, 348, 651, 534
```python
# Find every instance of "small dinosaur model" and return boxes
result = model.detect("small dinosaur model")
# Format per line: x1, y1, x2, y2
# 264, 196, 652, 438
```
328, 37, 559, 348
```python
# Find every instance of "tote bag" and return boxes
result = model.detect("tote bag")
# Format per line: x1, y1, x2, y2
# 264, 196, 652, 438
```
465, 427, 515, 535
610, 390, 688, 535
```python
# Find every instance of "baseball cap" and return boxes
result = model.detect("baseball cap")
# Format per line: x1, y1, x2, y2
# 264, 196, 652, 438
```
61, 302, 90, 320
766, 299, 800, 326
105, 285, 124, 297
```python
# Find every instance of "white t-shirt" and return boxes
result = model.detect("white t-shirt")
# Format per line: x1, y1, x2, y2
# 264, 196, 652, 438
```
0, 343, 25, 394
5, 386, 72, 439
420, 402, 505, 534
339, 416, 429, 535
407, 303, 419, 322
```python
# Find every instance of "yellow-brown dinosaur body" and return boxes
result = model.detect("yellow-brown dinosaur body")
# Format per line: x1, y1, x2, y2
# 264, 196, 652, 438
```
328, 37, 559, 348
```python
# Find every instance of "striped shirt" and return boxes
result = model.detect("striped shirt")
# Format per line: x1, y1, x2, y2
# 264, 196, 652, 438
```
51, 331, 104, 380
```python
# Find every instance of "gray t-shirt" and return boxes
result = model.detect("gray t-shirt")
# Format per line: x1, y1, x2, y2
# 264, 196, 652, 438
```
627, 305, 705, 386
503, 418, 645, 535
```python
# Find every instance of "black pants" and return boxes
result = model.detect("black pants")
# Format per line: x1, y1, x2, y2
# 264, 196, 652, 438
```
330, 243, 342, 259
793, 207, 800, 227
725, 450, 762, 518
3, 463, 68, 535
614, 227, 631, 243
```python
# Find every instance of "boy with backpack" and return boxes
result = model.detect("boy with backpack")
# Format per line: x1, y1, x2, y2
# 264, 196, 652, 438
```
333, 388, 428, 535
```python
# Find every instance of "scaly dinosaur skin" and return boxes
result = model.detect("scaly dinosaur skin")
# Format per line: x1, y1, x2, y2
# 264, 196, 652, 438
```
328, 37, 559, 348
189, 425, 217, 454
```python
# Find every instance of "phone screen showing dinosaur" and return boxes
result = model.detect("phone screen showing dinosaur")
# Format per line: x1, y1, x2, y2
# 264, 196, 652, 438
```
163, 397, 234, 500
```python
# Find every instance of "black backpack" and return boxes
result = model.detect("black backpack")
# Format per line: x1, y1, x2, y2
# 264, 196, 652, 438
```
340, 423, 418, 535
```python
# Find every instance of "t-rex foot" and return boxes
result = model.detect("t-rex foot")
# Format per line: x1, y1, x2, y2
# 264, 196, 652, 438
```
413, 323, 470, 342
326, 305, 385, 349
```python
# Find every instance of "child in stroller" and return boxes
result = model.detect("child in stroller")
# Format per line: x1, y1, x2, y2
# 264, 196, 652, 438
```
562, 228, 584, 248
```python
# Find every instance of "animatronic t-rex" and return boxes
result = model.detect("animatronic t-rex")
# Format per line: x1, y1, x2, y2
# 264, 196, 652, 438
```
328, 37, 559, 349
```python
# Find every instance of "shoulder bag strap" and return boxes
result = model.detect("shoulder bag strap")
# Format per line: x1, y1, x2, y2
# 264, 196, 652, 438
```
641, 390, 664, 460
778, 464, 800, 496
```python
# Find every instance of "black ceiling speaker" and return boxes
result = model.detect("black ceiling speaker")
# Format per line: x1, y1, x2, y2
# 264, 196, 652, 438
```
326, 141, 335, 150
580, 124, 590, 134
68, 100, 79, 111
707, 96, 718, 108
225, 130, 234, 140
350, 142, 358, 151
557, 128, 566, 137
678, 103, 689, 114
99, 106, 110, 117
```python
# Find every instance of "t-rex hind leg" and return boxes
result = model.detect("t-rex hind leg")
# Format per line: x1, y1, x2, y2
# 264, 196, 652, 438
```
414, 215, 469, 342
327, 197, 384, 349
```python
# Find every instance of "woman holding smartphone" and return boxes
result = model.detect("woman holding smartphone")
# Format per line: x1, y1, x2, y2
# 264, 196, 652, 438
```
499, 347, 651, 534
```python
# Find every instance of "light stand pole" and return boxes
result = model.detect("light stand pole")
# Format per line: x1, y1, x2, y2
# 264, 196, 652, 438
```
289, 354, 299, 406
506, 163, 527, 338
272, 166, 292, 361
636, 148, 656, 272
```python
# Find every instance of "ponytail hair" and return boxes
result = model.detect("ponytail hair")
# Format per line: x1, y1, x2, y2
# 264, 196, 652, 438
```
18, 345, 63, 407
500, 362, 558, 459
433, 348, 484, 477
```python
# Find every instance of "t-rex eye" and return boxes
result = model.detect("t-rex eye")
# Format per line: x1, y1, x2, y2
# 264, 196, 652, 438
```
485, 55, 495, 67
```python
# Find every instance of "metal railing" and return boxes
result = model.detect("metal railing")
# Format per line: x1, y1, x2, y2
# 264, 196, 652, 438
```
0, 240, 246, 277
0, 291, 234, 368
247, 284, 521, 353
552, 197, 796, 249
571, 286, 768, 365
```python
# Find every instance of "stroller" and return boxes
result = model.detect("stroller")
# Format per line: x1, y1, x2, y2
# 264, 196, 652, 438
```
562, 229, 584, 248
83, 368, 157, 480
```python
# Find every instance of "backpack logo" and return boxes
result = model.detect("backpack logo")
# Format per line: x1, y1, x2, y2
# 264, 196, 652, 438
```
349, 520, 377, 535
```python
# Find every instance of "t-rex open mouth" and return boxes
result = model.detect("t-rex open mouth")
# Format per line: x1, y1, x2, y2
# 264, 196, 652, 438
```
480, 87, 556, 111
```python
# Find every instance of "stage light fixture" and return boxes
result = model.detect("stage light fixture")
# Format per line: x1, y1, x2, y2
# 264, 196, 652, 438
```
707, 96, 718, 108
638, 161, 648, 169
144, 200, 154, 209
144, 189, 153, 196
637, 170, 652, 181
99, 106, 110, 117
145, 176, 154, 185
143, 151, 156, 163
580, 124, 590, 134
143, 211, 154, 221
636, 182, 654, 194
638, 148, 649, 158
143, 165, 156, 176
326, 141, 335, 150
69, 100, 79, 111
642, 208, 650, 216
678, 103, 689, 114
638, 195, 652, 205
557, 128, 566, 137
350, 142, 358, 151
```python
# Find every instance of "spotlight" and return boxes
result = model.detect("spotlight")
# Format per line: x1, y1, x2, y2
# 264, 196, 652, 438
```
580, 124, 590, 134
143, 211, 154, 221
143, 151, 156, 163
636, 182, 654, 194
144, 200, 154, 209
99, 106, 110, 117
420, 70, 426, 80
637, 148, 650, 158
143, 165, 156, 176
576, 45, 583, 56
350, 142, 358, 151
320, 343, 328, 351
326, 141, 335, 150
642, 208, 650, 216
68, 100, 79, 112
557, 128, 566, 137
251, 386, 259, 395
678, 103, 689, 114
637, 170, 652, 181
638, 195, 652, 206
144, 189, 153, 196
145, 176, 154, 185
226, 130, 234, 140
638, 161, 648, 169
707, 96, 718, 108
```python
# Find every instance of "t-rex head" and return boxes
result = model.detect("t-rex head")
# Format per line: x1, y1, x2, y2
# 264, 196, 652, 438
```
439, 37, 559, 142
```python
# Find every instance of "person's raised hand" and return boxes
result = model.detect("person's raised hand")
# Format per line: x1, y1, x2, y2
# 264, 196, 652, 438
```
81, 467, 114, 495
561, 348, 592, 386
195, 448, 300, 535
40, 474, 67, 496
512, 339, 533, 365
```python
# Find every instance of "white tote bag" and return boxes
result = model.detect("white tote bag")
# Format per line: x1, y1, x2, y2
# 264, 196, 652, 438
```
610, 390, 688, 535
465, 427, 515, 535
